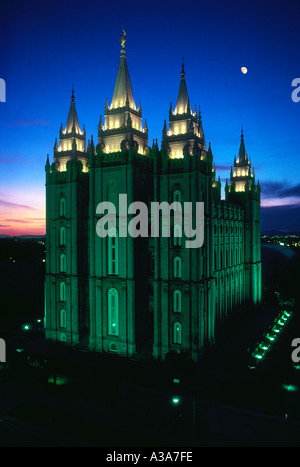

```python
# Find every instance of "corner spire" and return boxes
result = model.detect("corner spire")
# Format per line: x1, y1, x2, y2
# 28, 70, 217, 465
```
65, 85, 80, 134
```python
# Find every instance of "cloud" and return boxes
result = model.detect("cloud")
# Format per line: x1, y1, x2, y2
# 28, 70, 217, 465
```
261, 180, 300, 199
215, 165, 230, 172
3, 219, 30, 223
0, 199, 37, 210
3, 217, 44, 224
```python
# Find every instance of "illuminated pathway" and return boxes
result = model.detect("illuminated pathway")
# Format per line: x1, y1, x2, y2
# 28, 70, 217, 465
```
250, 309, 293, 368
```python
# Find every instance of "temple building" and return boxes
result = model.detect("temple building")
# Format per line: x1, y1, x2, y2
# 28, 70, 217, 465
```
44, 30, 261, 362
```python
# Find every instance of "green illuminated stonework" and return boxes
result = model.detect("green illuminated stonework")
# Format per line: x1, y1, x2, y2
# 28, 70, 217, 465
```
44, 36, 261, 362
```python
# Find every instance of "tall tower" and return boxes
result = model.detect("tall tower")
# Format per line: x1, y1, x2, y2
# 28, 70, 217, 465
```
88, 30, 152, 356
54, 86, 88, 171
97, 29, 148, 156
152, 61, 215, 362
45, 89, 89, 344
226, 128, 262, 305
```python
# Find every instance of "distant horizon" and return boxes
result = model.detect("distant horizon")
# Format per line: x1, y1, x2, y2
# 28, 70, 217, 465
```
2, 202, 300, 237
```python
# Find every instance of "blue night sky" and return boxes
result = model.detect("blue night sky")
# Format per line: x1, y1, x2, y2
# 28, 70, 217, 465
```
0, 0, 300, 235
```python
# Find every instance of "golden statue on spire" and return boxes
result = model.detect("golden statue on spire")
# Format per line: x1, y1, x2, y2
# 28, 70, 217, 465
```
120, 28, 126, 56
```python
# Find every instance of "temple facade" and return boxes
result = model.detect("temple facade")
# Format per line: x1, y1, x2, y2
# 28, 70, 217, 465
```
44, 31, 261, 362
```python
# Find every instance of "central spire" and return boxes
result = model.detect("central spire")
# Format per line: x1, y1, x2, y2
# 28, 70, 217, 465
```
174, 57, 191, 115
98, 30, 148, 155
110, 29, 136, 110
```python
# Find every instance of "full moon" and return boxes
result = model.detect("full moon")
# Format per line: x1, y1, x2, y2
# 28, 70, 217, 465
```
241, 67, 248, 74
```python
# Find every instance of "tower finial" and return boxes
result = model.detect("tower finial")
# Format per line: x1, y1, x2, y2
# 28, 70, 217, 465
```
120, 28, 126, 56
71, 83, 75, 102
241, 125, 244, 138
181, 57, 185, 79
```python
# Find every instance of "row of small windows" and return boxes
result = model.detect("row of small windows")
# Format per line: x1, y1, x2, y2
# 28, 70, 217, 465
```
214, 245, 243, 269
59, 190, 182, 216
214, 223, 243, 236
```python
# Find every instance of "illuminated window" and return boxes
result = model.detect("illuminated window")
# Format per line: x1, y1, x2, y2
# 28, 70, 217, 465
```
60, 198, 66, 217
60, 227, 66, 246
60, 309, 66, 328
60, 282, 66, 301
173, 290, 182, 313
60, 253, 66, 273
108, 288, 119, 336
108, 228, 118, 275
174, 256, 182, 278
173, 322, 182, 344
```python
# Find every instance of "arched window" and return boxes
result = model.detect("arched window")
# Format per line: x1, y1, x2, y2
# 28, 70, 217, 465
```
173, 225, 182, 247
173, 290, 182, 313
60, 253, 66, 273
60, 309, 66, 328
173, 190, 182, 204
108, 228, 118, 275
108, 288, 119, 336
173, 322, 182, 344
174, 256, 182, 278
60, 197, 66, 217
60, 226, 66, 246
60, 282, 66, 301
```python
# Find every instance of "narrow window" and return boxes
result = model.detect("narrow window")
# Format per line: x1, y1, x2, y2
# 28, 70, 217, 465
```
150, 252, 155, 274
60, 253, 66, 273
173, 290, 182, 313
60, 197, 66, 217
108, 228, 118, 275
60, 282, 66, 301
60, 309, 66, 328
173, 225, 182, 247
108, 288, 119, 336
173, 322, 182, 344
174, 256, 182, 278
60, 226, 66, 246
